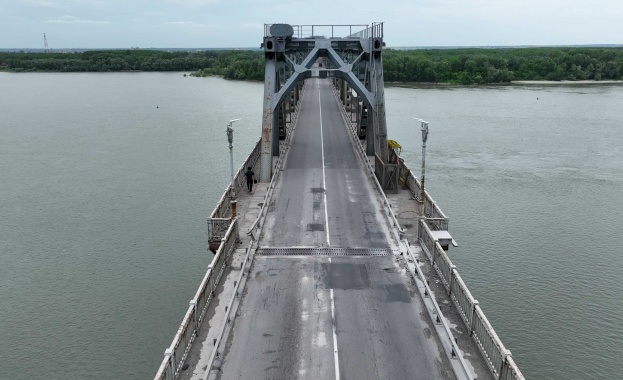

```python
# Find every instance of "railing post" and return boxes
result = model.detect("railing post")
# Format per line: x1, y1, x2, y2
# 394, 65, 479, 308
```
207, 263, 214, 296
230, 200, 237, 220
447, 265, 456, 296
190, 299, 198, 334
499, 350, 512, 379
469, 301, 479, 336
164, 348, 175, 380
431, 240, 438, 266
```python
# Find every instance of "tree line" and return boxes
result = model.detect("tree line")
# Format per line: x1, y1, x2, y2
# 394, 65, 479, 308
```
0, 49, 265, 80
1, 47, 622, 84
383, 47, 623, 84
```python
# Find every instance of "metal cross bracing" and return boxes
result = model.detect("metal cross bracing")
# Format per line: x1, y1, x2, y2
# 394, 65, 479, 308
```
259, 23, 397, 191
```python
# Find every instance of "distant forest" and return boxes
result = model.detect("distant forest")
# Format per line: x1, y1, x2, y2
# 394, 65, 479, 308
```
1, 47, 622, 84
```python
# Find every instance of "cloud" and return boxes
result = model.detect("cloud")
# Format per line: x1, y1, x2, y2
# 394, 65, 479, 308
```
45, 15, 109, 24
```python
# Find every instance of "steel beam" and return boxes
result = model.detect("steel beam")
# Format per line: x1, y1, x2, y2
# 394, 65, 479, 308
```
260, 25, 389, 180
260, 56, 277, 183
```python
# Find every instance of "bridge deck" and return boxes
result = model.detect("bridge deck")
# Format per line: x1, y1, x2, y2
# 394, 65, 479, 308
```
261, 79, 393, 249
175, 77, 495, 380
216, 79, 453, 379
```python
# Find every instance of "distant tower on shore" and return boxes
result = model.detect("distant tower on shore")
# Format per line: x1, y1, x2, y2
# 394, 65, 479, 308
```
43, 33, 50, 53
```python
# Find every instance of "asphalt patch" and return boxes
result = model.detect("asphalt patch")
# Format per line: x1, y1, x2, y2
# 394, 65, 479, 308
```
383, 283, 411, 303
322, 263, 370, 289
307, 223, 325, 231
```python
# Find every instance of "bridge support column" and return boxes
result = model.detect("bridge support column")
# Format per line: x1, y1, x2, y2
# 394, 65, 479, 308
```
260, 54, 277, 183
272, 108, 281, 154
366, 110, 375, 155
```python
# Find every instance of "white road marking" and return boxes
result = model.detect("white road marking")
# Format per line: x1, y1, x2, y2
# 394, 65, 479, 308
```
318, 83, 331, 246
330, 288, 340, 380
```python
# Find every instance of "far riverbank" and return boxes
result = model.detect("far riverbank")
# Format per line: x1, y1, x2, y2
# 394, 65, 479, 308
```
2, 46, 623, 84
511, 80, 623, 85
386, 79, 623, 88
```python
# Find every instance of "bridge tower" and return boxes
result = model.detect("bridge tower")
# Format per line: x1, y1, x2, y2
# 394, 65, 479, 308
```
259, 23, 396, 190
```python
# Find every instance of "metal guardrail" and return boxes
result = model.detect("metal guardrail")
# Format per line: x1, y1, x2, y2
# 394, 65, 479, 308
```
203, 238, 255, 379
418, 220, 525, 380
404, 243, 474, 380
348, 22, 384, 39
154, 220, 240, 380
264, 24, 370, 39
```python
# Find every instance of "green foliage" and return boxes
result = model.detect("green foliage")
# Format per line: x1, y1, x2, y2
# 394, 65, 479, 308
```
383, 47, 623, 84
0, 49, 264, 80
2, 47, 623, 84
190, 50, 264, 80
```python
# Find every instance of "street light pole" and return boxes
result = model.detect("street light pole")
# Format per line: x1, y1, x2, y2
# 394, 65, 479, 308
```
226, 118, 240, 199
413, 118, 429, 220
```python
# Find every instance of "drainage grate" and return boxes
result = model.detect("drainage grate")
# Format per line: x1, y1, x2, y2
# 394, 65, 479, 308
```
255, 247, 392, 256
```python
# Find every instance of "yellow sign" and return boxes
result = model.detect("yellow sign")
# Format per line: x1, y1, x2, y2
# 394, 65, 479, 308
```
388, 140, 402, 149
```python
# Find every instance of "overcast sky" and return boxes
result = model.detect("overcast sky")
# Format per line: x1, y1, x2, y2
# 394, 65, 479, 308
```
1, 0, 622, 48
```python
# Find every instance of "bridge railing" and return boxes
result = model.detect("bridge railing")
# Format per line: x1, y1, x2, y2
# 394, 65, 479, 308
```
399, 162, 449, 230
209, 186, 231, 219
264, 24, 371, 39
207, 139, 262, 244
418, 220, 525, 380
207, 218, 231, 243
154, 219, 240, 380
347, 22, 384, 39
208, 139, 262, 221
233, 138, 262, 195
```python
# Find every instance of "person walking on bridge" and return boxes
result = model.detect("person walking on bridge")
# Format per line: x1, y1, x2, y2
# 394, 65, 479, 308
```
245, 166, 255, 193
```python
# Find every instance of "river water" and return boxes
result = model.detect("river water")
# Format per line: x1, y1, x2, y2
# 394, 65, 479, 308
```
0, 72, 621, 379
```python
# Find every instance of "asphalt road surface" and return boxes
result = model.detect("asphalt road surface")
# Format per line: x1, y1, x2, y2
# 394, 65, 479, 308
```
261, 78, 392, 249
217, 78, 454, 380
